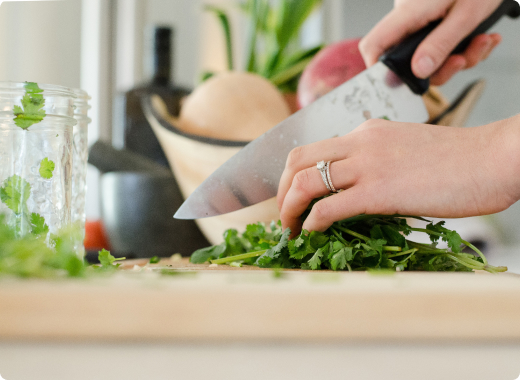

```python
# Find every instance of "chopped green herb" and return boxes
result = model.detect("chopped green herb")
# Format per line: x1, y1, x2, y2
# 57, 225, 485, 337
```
149, 256, 160, 264
190, 201, 506, 274
13, 82, 46, 130
39, 158, 55, 179
97, 249, 125, 270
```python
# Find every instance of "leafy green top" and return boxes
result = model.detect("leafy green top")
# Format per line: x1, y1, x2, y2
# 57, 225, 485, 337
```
13, 82, 46, 130
203, 0, 324, 92
39, 158, 55, 179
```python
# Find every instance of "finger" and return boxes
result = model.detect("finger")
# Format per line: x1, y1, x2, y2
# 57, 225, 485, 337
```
412, 3, 499, 78
277, 136, 349, 210
359, 6, 431, 67
430, 55, 466, 86
280, 160, 358, 235
459, 34, 493, 68
302, 186, 371, 233
430, 34, 500, 85
481, 33, 502, 60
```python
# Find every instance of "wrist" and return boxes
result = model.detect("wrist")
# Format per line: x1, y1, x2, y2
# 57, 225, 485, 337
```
486, 114, 520, 207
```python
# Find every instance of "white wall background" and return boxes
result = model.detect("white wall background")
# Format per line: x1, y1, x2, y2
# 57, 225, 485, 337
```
0, 0, 82, 87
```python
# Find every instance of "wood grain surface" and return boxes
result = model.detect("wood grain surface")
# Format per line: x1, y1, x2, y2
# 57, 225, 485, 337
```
1, 258, 520, 342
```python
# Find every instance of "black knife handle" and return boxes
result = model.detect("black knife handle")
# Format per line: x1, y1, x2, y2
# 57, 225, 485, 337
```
380, 0, 520, 95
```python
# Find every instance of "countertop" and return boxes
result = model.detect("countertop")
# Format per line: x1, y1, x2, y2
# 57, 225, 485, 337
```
1, 258, 520, 342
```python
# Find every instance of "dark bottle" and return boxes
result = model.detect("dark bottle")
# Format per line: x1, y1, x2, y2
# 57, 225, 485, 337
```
114, 26, 190, 167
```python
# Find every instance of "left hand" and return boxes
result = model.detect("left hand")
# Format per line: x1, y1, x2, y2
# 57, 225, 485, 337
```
277, 117, 520, 237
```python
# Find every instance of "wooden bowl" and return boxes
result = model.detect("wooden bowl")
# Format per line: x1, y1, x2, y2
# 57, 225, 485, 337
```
142, 95, 285, 245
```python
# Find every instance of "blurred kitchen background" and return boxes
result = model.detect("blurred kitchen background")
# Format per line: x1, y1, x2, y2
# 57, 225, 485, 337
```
0, 0, 519, 265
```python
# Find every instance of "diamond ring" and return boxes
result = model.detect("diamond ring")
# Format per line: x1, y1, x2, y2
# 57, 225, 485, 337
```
317, 160, 338, 193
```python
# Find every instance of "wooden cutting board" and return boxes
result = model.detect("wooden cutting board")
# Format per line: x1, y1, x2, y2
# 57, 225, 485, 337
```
1, 258, 520, 342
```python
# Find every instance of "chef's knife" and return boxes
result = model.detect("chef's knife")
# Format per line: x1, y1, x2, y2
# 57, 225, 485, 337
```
175, 0, 520, 220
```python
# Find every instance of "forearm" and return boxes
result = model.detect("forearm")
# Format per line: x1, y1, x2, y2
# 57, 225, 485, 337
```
488, 113, 520, 207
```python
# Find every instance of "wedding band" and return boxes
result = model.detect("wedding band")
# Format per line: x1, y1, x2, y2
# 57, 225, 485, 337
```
317, 160, 332, 192
326, 161, 337, 193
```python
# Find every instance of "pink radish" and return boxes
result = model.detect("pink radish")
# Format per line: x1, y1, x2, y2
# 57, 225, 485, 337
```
297, 38, 366, 108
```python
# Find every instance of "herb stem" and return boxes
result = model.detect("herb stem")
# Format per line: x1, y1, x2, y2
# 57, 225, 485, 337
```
445, 254, 484, 271
332, 227, 400, 252
388, 248, 418, 259
462, 239, 488, 265
211, 250, 267, 265
334, 225, 368, 242
383, 246, 402, 252
330, 228, 349, 246
410, 227, 488, 265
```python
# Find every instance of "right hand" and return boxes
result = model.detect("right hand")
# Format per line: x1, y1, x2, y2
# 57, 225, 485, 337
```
359, 0, 503, 85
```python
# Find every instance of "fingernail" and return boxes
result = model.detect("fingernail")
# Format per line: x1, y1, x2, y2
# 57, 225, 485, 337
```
415, 56, 435, 78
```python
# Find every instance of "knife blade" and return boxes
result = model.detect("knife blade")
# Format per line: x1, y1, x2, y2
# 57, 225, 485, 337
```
175, 63, 427, 219
175, 0, 520, 220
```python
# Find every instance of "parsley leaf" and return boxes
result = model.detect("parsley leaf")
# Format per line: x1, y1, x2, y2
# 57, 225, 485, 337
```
13, 82, 46, 130
0, 175, 31, 215
308, 248, 324, 270
30, 213, 49, 236
256, 228, 291, 267
98, 249, 125, 269
39, 158, 55, 179
331, 249, 348, 271
190, 243, 226, 264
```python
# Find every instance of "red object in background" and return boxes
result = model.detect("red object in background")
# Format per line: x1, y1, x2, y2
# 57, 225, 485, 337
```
297, 38, 366, 108
84, 220, 111, 251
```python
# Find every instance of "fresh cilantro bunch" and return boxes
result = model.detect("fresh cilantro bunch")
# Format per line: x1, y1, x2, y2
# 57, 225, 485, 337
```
13, 82, 46, 130
190, 214, 506, 274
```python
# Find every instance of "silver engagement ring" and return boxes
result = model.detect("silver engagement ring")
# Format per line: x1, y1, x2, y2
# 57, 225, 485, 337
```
317, 160, 338, 193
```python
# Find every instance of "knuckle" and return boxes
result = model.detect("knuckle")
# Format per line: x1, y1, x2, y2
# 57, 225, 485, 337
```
363, 118, 383, 129
279, 207, 291, 223
292, 170, 312, 196
358, 37, 369, 56
427, 41, 452, 65
311, 200, 331, 224
286, 146, 305, 170
355, 118, 380, 132
359, 124, 387, 142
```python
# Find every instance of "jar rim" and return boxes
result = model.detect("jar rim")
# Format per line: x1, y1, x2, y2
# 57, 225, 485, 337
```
72, 87, 91, 102
0, 111, 77, 126
0, 81, 76, 98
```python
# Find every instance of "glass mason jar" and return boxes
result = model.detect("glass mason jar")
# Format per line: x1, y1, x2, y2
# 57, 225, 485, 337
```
71, 88, 91, 257
0, 82, 76, 240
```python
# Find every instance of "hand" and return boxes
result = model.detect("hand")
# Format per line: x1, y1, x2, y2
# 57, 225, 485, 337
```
359, 0, 503, 85
277, 116, 520, 236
